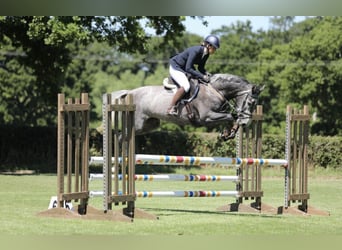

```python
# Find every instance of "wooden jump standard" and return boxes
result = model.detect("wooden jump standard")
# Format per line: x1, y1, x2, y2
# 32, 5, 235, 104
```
57, 93, 90, 214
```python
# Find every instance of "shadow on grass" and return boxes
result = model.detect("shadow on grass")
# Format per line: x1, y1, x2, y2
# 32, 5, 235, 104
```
138, 206, 281, 218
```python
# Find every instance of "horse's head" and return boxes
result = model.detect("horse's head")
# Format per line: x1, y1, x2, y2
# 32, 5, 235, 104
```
235, 84, 265, 126
209, 74, 265, 128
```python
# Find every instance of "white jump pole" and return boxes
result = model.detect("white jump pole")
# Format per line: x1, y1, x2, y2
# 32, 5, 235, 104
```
90, 154, 288, 166
89, 173, 239, 182
90, 190, 239, 198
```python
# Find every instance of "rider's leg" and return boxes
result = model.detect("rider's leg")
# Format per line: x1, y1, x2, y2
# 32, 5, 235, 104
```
167, 87, 185, 114
167, 65, 190, 115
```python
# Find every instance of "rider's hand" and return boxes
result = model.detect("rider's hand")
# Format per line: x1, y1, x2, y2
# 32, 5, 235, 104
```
203, 74, 210, 83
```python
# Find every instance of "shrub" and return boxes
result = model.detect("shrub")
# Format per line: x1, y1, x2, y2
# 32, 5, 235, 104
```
1, 127, 341, 173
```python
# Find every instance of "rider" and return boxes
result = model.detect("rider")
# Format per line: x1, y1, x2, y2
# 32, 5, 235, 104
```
166, 35, 220, 116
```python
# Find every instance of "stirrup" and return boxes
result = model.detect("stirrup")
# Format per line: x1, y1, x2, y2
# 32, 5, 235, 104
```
167, 106, 178, 116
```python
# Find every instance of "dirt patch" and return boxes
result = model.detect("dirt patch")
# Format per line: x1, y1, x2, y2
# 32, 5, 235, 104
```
134, 208, 159, 220
37, 207, 81, 219
277, 205, 330, 216
37, 205, 158, 222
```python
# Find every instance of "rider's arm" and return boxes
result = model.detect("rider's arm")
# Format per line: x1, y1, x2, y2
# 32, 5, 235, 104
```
185, 47, 206, 79
198, 54, 209, 75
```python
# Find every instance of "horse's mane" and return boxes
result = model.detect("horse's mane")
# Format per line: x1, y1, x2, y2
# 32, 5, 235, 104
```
210, 74, 253, 91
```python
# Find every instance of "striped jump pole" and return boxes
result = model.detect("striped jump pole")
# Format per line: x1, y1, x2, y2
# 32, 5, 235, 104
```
136, 190, 238, 198
136, 154, 287, 166
89, 174, 239, 182
90, 190, 239, 198
90, 154, 287, 167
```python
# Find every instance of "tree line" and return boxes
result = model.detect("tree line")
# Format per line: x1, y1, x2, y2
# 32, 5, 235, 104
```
0, 16, 341, 136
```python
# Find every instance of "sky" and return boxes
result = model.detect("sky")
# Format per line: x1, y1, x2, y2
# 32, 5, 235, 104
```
184, 16, 308, 37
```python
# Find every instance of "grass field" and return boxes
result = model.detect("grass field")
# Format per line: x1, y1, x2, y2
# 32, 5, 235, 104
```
0, 167, 341, 237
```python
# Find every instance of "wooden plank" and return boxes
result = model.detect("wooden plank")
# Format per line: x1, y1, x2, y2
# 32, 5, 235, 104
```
241, 191, 263, 198
82, 93, 90, 192
61, 104, 90, 112
107, 104, 136, 112
109, 195, 136, 203
290, 114, 310, 121
61, 191, 89, 200
289, 193, 310, 201
67, 98, 73, 194
251, 114, 263, 120
57, 94, 65, 208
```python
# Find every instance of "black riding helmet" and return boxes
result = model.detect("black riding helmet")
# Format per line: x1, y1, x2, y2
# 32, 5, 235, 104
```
204, 35, 220, 49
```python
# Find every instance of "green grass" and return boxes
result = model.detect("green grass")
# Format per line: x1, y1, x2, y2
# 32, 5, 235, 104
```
0, 167, 341, 236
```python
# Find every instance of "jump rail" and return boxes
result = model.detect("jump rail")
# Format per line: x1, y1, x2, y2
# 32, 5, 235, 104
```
90, 190, 239, 198
89, 174, 239, 182
90, 154, 288, 166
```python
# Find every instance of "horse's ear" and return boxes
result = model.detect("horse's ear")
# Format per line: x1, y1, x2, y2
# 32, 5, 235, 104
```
252, 84, 265, 95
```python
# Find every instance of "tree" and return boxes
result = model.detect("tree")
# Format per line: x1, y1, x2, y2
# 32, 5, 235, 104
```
253, 17, 342, 136
284, 17, 342, 135
208, 20, 269, 76
0, 16, 189, 126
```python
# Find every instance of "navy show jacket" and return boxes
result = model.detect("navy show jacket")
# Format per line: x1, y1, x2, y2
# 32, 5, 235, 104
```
170, 45, 209, 79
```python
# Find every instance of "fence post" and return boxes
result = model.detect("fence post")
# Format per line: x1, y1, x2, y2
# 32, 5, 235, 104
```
284, 105, 310, 212
221, 105, 264, 212
57, 93, 90, 214
102, 93, 136, 217
238, 105, 263, 209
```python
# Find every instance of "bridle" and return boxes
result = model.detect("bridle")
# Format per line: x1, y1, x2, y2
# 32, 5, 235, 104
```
208, 84, 258, 121
234, 90, 258, 120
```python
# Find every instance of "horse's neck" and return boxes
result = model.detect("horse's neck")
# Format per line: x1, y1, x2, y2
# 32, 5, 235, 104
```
211, 81, 244, 100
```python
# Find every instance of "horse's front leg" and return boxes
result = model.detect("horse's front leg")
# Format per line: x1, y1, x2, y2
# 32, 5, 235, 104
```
219, 124, 239, 141
203, 111, 235, 122
202, 111, 238, 140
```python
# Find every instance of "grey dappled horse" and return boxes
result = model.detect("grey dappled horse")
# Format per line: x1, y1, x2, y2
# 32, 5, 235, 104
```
111, 73, 264, 140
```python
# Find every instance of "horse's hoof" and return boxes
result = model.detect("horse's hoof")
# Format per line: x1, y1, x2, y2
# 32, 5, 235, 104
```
225, 132, 236, 140
219, 130, 236, 141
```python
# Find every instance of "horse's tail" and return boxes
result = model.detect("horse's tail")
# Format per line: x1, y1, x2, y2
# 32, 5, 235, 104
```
109, 90, 129, 100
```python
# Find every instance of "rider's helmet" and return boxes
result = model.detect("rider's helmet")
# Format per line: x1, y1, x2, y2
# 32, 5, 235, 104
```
204, 35, 220, 49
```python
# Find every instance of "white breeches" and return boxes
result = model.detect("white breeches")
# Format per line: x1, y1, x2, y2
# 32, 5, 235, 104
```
169, 65, 190, 92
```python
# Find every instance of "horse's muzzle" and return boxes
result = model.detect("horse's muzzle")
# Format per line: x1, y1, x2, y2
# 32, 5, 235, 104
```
237, 117, 252, 126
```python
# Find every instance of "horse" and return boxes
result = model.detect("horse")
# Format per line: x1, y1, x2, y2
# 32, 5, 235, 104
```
110, 73, 264, 140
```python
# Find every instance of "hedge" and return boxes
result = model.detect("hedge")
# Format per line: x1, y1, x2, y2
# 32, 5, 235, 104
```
0, 127, 341, 173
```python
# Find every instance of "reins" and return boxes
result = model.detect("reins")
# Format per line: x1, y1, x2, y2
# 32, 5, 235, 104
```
208, 84, 256, 119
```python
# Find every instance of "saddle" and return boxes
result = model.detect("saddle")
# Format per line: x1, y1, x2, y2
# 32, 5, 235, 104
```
163, 76, 201, 121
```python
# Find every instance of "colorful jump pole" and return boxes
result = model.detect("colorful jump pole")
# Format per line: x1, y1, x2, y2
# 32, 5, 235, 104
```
90, 154, 287, 166
90, 190, 239, 198
89, 174, 239, 182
